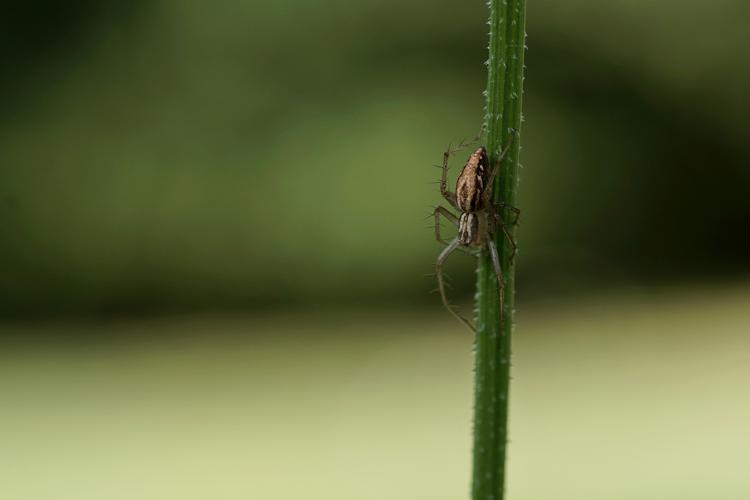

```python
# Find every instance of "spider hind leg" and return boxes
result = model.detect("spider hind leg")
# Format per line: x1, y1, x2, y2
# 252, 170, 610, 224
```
436, 238, 475, 332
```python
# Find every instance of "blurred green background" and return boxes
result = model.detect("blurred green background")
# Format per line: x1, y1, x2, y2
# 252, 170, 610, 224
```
1, 1, 749, 499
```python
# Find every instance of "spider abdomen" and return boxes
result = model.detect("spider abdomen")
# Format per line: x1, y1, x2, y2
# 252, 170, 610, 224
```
455, 146, 489, 213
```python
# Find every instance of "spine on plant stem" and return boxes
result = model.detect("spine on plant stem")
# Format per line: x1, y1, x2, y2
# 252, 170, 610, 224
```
471, 0, 526, 499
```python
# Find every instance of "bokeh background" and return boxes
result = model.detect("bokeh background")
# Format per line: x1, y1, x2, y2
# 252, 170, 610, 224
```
2, 1, 749, 499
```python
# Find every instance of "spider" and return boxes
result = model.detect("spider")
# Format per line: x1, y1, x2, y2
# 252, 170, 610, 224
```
433, 136, 519, 331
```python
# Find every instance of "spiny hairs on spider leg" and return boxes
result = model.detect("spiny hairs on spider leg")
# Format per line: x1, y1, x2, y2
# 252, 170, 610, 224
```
433, 137, 517, 331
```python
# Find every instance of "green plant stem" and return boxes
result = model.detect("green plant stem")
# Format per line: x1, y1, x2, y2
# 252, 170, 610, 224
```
472, 0, 526, 499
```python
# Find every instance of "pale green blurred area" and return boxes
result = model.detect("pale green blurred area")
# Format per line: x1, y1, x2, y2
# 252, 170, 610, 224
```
2, 287, 749, 499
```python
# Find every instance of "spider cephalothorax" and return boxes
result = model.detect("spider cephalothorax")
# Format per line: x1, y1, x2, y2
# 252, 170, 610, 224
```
433, 138, 518, 331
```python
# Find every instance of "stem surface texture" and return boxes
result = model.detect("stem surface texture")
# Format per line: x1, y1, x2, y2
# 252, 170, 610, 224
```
472, 0, 526, 499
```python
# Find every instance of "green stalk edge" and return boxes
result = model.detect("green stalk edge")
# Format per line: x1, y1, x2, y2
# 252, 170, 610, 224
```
472, 0, 526, 499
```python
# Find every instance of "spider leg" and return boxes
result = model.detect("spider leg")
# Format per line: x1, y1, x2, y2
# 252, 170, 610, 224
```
436, 238, 475, 332
501, 224, 518, 261
433, 206, 459, 245
440, 145, 459, 209
487, 238, 506, 324
495, 202, 521, 226
455, 127, 485, 150
490, 211, 519, 261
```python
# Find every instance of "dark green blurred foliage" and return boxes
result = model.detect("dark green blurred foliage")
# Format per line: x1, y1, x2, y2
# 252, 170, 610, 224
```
1, 0, 749, 316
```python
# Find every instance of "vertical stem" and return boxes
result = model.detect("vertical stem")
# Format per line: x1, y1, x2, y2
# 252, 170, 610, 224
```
472, 0, 526, 499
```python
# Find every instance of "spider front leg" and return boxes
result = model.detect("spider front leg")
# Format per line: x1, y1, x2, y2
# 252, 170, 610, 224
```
436, 238, 475, 332
455, 128, 484, 151
440, 146, 459, 209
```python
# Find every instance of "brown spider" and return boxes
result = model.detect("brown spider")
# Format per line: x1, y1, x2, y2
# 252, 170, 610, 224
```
433, 137, 518, 331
